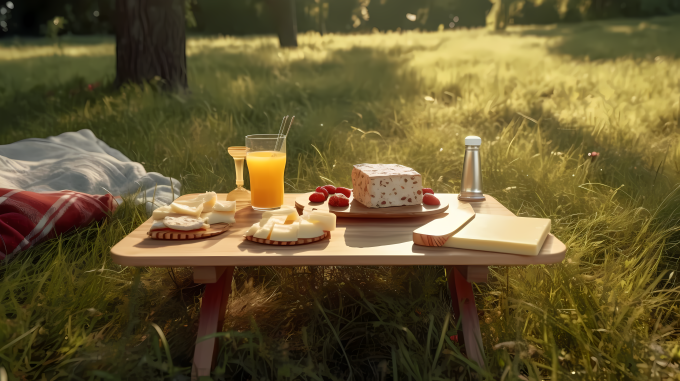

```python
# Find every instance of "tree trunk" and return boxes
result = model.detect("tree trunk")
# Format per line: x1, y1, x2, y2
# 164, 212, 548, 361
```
115, 0, 188, 91
269, 0, 298, 47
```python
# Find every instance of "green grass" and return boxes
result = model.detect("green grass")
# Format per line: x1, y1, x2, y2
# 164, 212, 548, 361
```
1, 14, 680, 380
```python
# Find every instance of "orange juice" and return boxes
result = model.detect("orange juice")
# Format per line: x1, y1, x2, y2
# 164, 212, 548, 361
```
246, 151, 286, 209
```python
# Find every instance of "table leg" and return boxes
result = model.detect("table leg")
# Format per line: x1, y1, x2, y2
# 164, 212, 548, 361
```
445, 265, 486, 369
191, 266, 234, 380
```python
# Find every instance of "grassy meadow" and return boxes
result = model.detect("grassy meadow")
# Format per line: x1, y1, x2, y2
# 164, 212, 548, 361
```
1, 15, 680, 380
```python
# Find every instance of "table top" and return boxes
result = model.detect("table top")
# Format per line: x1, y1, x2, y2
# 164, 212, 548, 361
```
110, 193, 566, 267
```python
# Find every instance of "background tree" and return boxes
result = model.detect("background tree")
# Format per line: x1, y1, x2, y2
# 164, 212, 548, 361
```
114, 0, 188, 91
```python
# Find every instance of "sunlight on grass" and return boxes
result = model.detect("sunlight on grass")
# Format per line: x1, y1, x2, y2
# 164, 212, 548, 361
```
0, 15, 679, 380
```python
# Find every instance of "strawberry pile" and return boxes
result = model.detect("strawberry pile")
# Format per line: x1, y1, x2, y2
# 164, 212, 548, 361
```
309, 184, 441, 206
309, 184, 352, 207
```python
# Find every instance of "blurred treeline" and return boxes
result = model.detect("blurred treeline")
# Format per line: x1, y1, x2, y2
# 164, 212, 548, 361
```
1, 0, 679, 36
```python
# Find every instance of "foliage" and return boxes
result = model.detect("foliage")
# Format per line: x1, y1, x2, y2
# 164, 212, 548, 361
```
1, 15, 680, 380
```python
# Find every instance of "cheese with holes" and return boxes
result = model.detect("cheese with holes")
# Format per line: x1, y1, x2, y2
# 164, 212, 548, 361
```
444, 214, 551, 256
351, 163, 423, 208
270, 223, 299, 242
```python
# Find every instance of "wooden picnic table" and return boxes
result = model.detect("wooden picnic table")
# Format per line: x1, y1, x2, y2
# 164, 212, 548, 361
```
110, 193, 566, 379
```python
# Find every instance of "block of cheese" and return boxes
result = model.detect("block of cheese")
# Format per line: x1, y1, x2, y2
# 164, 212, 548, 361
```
270, 223, 300, 242
201, 211, 236, 224
444, 214, 551, 256
351, 164, 423, 208
297, 219, 324, 239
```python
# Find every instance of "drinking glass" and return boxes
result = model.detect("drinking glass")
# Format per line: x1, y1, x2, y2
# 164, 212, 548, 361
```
245, 134, 286, 211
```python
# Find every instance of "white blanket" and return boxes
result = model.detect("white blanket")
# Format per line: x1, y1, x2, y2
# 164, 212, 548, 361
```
0, 129, 180, 215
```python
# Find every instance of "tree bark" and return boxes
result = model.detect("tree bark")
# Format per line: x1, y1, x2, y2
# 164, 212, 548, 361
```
115, 0, 188, 91
269, 0, 298, 47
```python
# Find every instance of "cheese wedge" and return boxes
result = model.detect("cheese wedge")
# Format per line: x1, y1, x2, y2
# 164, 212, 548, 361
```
262, 205, 296, 219
304, 210, 336, 231
213, 200, 236, 212
298, 219, 324, 239
152, 205, 173, 220
170, 199, 204, 217
201, 211, 236, 224
444, 214, 551, 256
270, 223, 300, 242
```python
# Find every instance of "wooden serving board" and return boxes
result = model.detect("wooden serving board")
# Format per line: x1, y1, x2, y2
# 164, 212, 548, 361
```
244, 231, 330, 246
413, 203, 475, 247
295, 192, 449, 218
148, 223, 232, 240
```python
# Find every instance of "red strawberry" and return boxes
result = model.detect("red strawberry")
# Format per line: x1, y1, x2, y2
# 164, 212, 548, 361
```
322, 185, 336, 194
309, 192, 326, 203
315, 186, 329, 199
422, 188, 434, 195
329, 194, 350, 207
335, 187, 351, 198
422, 194, 440, 205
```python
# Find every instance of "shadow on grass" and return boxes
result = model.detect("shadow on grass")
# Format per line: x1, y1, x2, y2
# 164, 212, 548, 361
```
515, 15, 680, 60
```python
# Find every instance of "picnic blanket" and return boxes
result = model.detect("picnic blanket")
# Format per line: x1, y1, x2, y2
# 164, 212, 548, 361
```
0, 129, 181, 214
0, 129, 181, 260
0, 189, 117, 261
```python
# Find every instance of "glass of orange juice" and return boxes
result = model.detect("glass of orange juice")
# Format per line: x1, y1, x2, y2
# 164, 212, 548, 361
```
245, 134, 286, 211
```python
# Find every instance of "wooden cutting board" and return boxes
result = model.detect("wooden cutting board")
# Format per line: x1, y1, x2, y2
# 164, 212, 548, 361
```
147, 223, 232, 240
413, 204, 475, 247
295, 192, 449, 218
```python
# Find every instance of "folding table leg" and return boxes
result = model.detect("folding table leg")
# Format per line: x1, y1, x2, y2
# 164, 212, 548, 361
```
445, 265, 486, 369
191, 266, 235, 380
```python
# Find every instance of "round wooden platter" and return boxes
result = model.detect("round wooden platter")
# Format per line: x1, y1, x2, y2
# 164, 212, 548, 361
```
244, 231, 330, 246
147, 223, 232, 240
295, 192, 448, 218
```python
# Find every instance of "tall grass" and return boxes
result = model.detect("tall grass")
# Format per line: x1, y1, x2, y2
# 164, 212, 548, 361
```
1, 15, 679, 380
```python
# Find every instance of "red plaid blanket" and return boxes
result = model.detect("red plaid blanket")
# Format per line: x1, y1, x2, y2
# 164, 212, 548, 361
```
0, 189, 117, 261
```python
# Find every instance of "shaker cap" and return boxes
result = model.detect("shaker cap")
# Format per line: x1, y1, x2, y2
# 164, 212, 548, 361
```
465, 136, 482, 146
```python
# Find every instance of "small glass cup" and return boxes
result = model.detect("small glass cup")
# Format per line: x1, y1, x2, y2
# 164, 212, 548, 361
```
245, 134, 286, 211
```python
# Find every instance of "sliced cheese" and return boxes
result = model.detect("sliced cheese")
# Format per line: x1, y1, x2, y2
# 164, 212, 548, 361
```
200, 211, 236, 224
152, 205, 173, 220
253, 216, 287, 240
270, 223, 299, 242
444, 214, 551, 256
305, 210, 336, 231
213, 200, 236, 212
244, 222, 260, 237
262, 205, 296, 219
150, 220, 167, 231
170, 199, 204, 217
196, 192, 218, 212
298, 218, 324, 239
